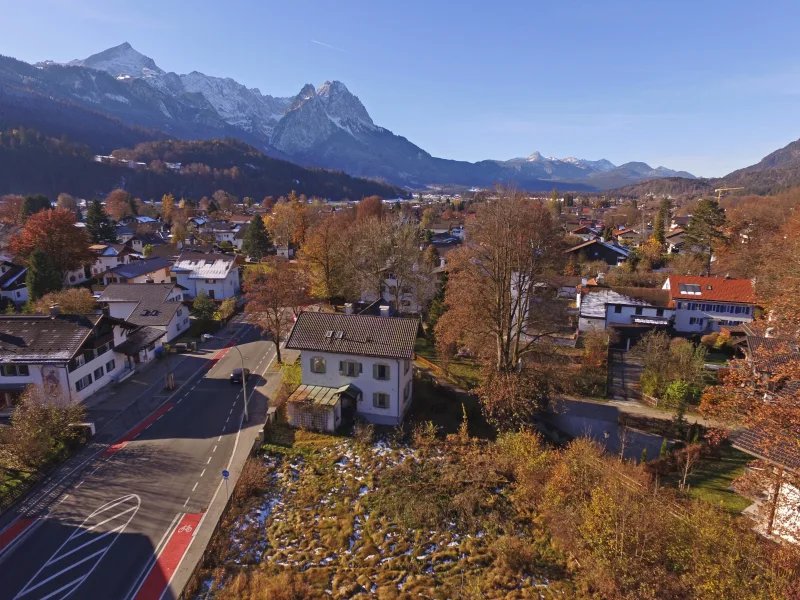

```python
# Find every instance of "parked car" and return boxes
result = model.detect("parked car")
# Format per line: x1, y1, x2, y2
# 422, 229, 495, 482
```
230, 368, 250, 384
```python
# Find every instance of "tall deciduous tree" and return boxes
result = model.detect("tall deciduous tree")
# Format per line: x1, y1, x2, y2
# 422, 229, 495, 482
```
244, 260, 310, 364
85, 199, 117, 244
0, 194, 25, 224
300, 212, 350, 303
241, 215, 272, 260
212, 189, 234, 212
33, 288, 97, 315
161, 193, 175, 223
56, 193, 81, 220
684, 198, 726, 275
357, 196, 384, 221
435, 188, 565, 374
9, 208, 93, 280
20, 194, 51, 223
104, 189, 135, 221
25, 248, 62, 301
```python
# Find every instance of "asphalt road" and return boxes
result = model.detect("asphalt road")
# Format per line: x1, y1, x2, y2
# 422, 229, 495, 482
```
0, 324, 277, 600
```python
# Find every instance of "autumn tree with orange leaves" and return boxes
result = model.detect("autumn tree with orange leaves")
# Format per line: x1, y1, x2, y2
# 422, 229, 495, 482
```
8, 208, 93, 279
104, 189, 136, 221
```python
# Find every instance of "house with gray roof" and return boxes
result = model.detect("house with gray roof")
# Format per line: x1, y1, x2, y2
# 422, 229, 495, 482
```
98, 283, 189, 342
285, 311, 421, 431
171, 253, 239, 300
98, 256, 172, 285
0, 261, 27, 306
0, 311, 152, 410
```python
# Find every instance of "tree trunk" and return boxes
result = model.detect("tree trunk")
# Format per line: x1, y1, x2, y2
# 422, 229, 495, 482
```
274, 339, 282, 365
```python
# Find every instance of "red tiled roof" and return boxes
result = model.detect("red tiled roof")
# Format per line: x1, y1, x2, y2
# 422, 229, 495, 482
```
665, 276, 756, 304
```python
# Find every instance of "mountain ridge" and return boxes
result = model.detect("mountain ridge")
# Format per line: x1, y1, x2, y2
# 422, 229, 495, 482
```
9, 42, 695, 191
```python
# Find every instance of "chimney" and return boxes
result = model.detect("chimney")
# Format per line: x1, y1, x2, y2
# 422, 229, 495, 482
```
344, 302, 354, 315
596, 272, 606, 285
379, 305, 391, 317
581, 277, 588, 286
765, 327, 775, 338
49, 305, 60, 318
439, 257, 446, 268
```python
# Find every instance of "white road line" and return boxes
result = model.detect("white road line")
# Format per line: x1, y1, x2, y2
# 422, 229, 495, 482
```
229, 408, 233, 415
156, 415, 164, 421
123, 512, 182, 600
46, 524, 125, 567
19, 549, 105, 596
200, 469, 206, 477
225, 417, 229, 424
212, 445, 217, 453
206, 457, 212, 464
75, 481, 83, 489
183, 497, 190, 507
145, 423, 152, 430
57, 495, 70, 505
73, 506, 138, 541
192, 482, 198, 492
30, 576, 86, 600
218, 435, 222, 442
90, 464, 101, 475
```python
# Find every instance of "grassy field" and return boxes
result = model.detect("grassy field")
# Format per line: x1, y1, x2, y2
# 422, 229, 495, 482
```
414, 338, 482, 390
667, 443, 752, 514
189, 427, 574, 599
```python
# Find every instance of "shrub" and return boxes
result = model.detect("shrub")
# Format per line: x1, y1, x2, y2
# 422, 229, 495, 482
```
700, 332, 719, 348
640, 369, 661, 397
352, 421, 375, 447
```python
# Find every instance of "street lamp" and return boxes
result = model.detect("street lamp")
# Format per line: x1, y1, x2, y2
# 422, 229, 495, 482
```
204, 334, 249, 422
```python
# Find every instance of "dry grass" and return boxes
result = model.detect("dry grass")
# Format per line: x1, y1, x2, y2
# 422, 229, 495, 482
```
191, 426, 573, 599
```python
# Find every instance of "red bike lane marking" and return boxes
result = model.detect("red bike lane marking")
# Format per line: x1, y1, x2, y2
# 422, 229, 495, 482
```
102, 402, 175, 457
133, 513, 203, 600
0, 518, 36, 554
203, 339, 237, 369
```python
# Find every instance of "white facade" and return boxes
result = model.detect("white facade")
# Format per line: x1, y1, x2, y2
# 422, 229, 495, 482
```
605, 304, 675, 328
299, 350, 414, 426
672, 300, 755, 333
102, 266, 171, 285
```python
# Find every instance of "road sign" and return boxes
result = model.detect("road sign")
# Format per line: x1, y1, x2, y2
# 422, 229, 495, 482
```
221, 470, 229, 479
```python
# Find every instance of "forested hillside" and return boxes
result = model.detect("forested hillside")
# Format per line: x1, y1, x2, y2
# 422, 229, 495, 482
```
0, 129, 405, 201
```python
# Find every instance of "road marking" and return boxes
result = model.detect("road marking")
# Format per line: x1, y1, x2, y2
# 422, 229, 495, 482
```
212, 445, 217, 453
75, 481, 83, 489
229, 408, 233, 415
192, 482, 198, 492
200, 469, 206, 477
14, 494, 140, 600
206, 457, 212, 464
0, 518, 38, 557
225, 417, 229, 424
217, 435, 222, 442
57, 495, 70, 505
123, 513, 182, 600
130, 513, 203, 600
90, 464, 101, 475
183, 497, 190, 507
102, 402, 175, 457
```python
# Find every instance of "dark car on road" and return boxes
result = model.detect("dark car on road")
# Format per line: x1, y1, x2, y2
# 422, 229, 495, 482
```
230, 368, 251, 384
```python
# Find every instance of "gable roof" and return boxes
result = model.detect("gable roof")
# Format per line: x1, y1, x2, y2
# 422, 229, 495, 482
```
0, 263, 26, 291
286, 312, 420, 359
98, 283, 183, 326
731, 427, 800, 473
172, 253, 236, 279
665, 276, 756, 304
0, 314, 107, 363
103, 257, 172, 280
746, 335, 800, 374
565, 239, 630, 257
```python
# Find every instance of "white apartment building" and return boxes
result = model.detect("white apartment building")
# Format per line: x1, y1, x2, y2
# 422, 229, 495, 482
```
171, 253, 240, 300
663, 276, 757, 333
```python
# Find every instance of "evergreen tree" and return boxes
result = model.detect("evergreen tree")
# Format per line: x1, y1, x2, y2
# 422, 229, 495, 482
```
551, 187, 559, 203
20, 194, 51, 223
26, 248, 62, 301
684, 198, 726, 275
241, 215, 272, 259
85, 199, 117, 243
191, 290, 217, 322
652, 208, 666, 247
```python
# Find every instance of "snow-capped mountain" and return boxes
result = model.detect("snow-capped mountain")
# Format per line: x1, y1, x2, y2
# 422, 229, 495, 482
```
7, 43, 695, 190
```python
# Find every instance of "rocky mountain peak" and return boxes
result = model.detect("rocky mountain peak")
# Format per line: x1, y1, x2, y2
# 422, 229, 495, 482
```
70, 42, 163, 78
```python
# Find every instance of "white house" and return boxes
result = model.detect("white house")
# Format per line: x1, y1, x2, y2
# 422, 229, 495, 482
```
285, 312, 420, 431
89, 243, 136, 278
171, 253, 239, 300
98, 283, 189, 343
577, 286, 674, 332
0, 261, 27, 306
663, 276, 757, 333
0, 311, 148, 409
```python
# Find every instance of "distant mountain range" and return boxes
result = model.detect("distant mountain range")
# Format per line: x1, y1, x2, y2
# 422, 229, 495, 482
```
2, 43, 698, 191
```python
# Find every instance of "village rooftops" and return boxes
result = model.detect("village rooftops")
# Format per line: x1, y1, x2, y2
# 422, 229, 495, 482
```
579, 286, 671, 319
664, 276, 756, 304
171, 253, 236, 279
98, 283, 184, 326
102, 257, 172, 280
286, 312, 421, 360
564, 239, 631, 257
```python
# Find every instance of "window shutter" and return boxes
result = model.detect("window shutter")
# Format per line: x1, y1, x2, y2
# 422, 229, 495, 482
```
373, 364, 378, 379
339, 361, 344, 374
372, 392, 378, 407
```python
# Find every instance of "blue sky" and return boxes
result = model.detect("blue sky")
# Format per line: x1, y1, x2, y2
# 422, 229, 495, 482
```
3, 0, 800, 177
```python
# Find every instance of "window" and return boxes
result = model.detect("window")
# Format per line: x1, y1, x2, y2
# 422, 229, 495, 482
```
310, 357, 326, 374
339, 360, 362, 377
689, 317, 704, 326
734, 306, 743, 314
404, 360, 410, 374
177, 308, 183, 316
73, 355, 86, 369
676, 301, 683, 309
75, 373, 93, 392
614, 305, 622, 314
374, 363, 390, 381
1, 364, 29, 377
94, 366, 104, 380
106, 359, 116, 372
373, 392, 390, 409
635, 307, 643, 316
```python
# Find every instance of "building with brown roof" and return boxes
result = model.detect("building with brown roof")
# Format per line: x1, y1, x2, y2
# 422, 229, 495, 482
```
285, 312, 420, 430
663, 276, 758, 333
